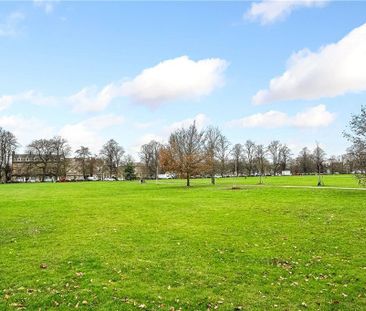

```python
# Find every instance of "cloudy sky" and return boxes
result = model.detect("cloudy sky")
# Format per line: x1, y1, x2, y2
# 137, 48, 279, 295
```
0, 1, 365, 158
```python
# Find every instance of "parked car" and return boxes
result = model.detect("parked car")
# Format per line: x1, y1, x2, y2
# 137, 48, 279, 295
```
104, 177, 115, 181
158, 173, 175, 179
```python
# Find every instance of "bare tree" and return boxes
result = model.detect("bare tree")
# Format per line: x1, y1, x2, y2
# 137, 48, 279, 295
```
243, 140, 256, 176
0, 128, 18, 183
255, 144, 267, 184
52, 136, 71, 180
26, 136, 70, 181
139, 140, 161, 180
313, 142, 326, 186
27, 138, 55, 181
344, 105, 366, 185
279, 144, 292, 172
217, 134, 230, 177
297, 147, 314, 175
204, 126, 222, 185
160, 122, 206, 187
93, 156, 105, 179
328, 155, 344, 174
347, 144, 366, 175
100, 139, 125, 178
267, 140, 281, 175
231, 143, 243, 177
75, 146, 92, 179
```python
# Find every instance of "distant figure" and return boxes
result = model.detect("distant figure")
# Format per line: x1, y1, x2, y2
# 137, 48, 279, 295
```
140, 178, 145, 184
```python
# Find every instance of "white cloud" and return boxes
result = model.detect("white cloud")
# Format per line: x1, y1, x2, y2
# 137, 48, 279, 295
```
227, 110, 288, 128
165, 113, 209, 133
127, 113, 209, 159
129, 133, 165, 156
253, 23, 366, 104
287, 141, 327, 155
133, 120, 161, 130
245, 0, 327, 25
1, 56, 226, 113
121, 56, 228, 106
0, 90, 56, 111
59, 123, 101, 154
58, 114, 124, 153
0, 86, 118, 113
0, 96, 13, 111
137, 133, 164, 145
128, 113, 210, 158
5, 82, 123, 113
291, 104, 335, 128
1, 83, 124, 113
82, 114, 124, 130
33, 0, 57, 14
227, 104, 335, 129
0, 115, 55, 148
0, 113, 124, 153
68, 82, 124, 113
0, 11, 25, 37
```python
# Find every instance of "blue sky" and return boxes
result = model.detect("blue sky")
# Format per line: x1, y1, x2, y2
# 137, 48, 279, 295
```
0, 1, 365, 158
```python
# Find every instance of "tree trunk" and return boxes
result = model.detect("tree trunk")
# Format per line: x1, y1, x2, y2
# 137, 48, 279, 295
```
211, 175, 215, 185
83, 161, 86, 179
186, 174, 190, 187
5, 165, 11, 183
42, 167, 46, 182
155, 164, 158, 183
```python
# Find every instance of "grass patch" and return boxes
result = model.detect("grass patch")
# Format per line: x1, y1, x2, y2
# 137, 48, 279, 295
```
0, 175, 365, 310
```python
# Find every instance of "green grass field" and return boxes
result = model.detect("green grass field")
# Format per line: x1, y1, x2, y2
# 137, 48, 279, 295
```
1, 175, 366, 310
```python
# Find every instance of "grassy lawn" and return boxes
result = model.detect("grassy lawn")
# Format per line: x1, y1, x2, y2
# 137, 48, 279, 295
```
165, 174, 363, 188
1, 175, 365, 310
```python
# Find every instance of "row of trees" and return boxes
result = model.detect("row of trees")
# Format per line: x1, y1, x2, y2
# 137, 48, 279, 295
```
8, 137, 136, 182
138, 105, 365, 186
152, 123, 332, 186
73, 140, 131, 180
27, 137, 71, 181
1, 106, 364, 185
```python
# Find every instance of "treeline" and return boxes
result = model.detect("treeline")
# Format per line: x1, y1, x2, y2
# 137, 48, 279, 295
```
3, 136, 136, 183
0, 106, 365, 185
142, 106, 365, 186
142, 124, 360, 187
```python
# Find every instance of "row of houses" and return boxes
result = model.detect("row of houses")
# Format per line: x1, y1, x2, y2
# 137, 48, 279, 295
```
11, 153, 145, 182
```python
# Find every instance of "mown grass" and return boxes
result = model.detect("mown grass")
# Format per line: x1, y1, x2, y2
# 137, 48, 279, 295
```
166, 174, 362, 188
0, 175, 365, 310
